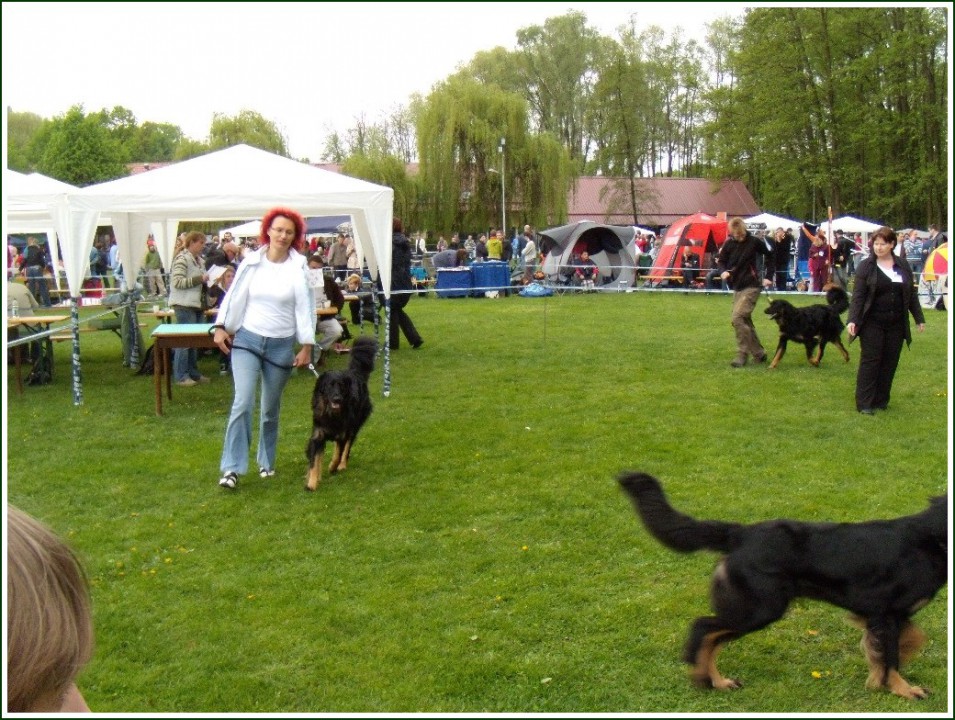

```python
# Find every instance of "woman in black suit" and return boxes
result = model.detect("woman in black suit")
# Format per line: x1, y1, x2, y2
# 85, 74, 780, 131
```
847, 226, 925, 414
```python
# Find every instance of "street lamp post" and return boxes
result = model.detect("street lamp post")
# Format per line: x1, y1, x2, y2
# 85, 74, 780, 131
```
498, 138, 506, 237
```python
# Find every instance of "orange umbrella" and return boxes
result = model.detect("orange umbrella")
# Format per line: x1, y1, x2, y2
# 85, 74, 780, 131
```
923, 242, 948, 282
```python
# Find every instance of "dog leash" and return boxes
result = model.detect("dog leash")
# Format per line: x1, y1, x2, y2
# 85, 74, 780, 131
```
208, 327, 321, 377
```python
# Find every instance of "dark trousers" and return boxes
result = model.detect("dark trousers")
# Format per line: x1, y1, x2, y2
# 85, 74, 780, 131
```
388, 294, 421, 349
854, 317, 905, 411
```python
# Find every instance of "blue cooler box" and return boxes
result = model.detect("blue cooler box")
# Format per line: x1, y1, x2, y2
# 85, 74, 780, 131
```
471, 261, 510, 297
436, 268, 473, 298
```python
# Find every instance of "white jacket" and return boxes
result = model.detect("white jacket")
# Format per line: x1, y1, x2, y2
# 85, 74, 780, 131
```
217, 247, 315, 345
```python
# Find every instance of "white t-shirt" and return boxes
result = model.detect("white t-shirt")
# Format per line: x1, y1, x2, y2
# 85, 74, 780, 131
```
242, 256, 299, 338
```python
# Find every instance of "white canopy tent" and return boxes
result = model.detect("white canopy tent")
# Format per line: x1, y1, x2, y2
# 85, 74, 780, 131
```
745, 212, 803, 233
69, 144, 394, 301
13, 145, 396, 402
6, 170, 82, 293
830, 215, 882, 234
218, 219, 261, 239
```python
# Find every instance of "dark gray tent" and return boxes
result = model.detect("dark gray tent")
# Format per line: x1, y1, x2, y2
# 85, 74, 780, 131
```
539, 221, 637, 287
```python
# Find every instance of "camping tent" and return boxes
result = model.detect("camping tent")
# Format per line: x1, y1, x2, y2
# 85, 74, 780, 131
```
646, 212, 727, 285
745, 212, 802, 233
538, 221, 637, 288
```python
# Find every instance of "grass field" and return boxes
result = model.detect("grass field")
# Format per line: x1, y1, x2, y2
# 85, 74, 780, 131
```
5, 289, 951, 713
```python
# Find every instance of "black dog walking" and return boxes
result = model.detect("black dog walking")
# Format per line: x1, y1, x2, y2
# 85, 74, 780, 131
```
305, 336, 377, 491
764, 285, 850, 368
618, 471, 947, 699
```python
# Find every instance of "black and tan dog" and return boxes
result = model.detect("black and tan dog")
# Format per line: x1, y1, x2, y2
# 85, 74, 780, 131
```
305, 336, 376, 491
618, 471, 947, 699
764, 285, 850, 368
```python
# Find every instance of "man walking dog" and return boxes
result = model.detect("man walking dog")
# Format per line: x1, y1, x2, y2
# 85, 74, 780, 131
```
717, 217, 776, 367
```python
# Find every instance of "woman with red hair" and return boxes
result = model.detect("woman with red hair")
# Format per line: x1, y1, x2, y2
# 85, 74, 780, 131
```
212, 207, 315, 489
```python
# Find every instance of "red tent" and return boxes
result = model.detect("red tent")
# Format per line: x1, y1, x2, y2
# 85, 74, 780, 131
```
646, 212, 728, 285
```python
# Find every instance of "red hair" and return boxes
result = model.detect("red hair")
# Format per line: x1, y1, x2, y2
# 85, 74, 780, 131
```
259, 207, 306, 252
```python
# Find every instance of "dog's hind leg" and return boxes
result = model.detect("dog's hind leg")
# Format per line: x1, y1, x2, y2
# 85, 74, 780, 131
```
833, 338, 850, 362
806, 339, 820, 366
685, 620, 740, 690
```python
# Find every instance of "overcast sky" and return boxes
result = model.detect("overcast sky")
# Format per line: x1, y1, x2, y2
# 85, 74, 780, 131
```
3, 2, 746, 161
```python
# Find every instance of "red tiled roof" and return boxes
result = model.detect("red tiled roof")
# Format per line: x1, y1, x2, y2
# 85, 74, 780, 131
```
127, 162, 175, 175
568, 176, 760, 228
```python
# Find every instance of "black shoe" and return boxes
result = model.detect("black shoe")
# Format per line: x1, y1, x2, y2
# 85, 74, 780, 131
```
411, 340, 424, 349
752, 353, 767, 364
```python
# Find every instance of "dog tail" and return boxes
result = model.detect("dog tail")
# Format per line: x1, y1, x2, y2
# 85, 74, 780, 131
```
618, 472, 740, 554
348, 336, 377, 380
824, 285, 849, 315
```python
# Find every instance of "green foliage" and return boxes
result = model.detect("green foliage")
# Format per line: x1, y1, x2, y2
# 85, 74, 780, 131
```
417, 76, 573, 235
341, 152, 418, 228
6, 108, 45, 171
208, 109, 289, 156
703, 6, 947, 227
35, 105, 128, 185
6, 293, 948, 713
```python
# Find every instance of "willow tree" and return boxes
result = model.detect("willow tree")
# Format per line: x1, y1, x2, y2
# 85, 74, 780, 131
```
208, 109, 289, 157
341, 151, 419, 231
416, 76, 573, 235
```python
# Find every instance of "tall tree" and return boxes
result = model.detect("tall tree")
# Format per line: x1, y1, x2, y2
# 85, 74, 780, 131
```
35, 105, 127, 185
702, 6, 947, 226
515, 11, 607, 167
208, 110, 289, 156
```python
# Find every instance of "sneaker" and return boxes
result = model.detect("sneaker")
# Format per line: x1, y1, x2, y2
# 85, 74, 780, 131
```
195, 375, 211, 384
218, 471, 238, 489
259, 468, 275, 479
177, 378, 198, 387
730, 355, 748, 368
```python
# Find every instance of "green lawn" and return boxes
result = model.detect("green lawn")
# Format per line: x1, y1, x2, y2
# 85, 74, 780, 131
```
5, 290, 949, 713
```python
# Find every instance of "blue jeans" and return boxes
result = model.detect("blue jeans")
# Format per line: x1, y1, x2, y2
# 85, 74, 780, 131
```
219, 328, 295, 475
172, 306, 205, 381
25, 266, 51, 306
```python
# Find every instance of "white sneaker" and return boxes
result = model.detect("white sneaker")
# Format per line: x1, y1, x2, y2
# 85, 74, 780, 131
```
177, 378, 198, 387
259, 468, 275, 479
218, 472, 237, 489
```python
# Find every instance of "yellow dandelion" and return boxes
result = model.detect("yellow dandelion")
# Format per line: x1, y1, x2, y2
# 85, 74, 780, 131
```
807, 629, 819, 636
521, 545, 529, 551
164, 557, 173, 564
811, 671, 822, 679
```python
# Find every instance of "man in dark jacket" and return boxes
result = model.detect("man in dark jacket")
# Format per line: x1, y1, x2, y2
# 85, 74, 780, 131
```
717, 217, 776, 367
384, 218, 423, 350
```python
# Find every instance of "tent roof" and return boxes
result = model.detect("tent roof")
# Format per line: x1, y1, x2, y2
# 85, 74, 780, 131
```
746, 212, 801, 232
830, 215, 882, 233
71, 144, 394, 294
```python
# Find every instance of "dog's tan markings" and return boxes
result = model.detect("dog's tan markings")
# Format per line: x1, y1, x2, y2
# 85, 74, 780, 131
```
769, 348, 784, 369
691, 630, 740, 690
306, 449, 324, 491
859, 622, 928, 699
333, 440, 353, 472
329, 442, 343, 473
